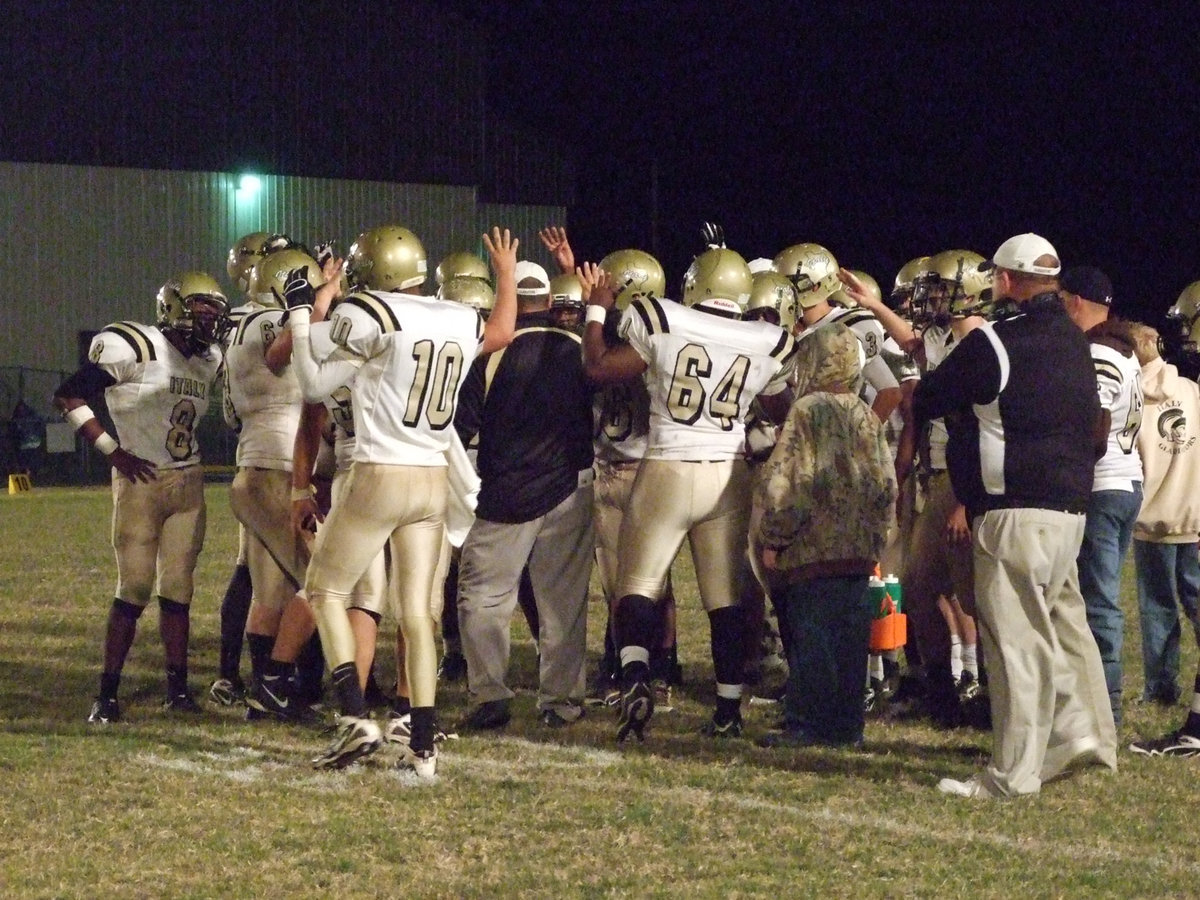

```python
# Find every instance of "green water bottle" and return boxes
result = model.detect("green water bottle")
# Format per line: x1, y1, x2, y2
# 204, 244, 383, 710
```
869, 575, 888, 619
883, 574, 902, 613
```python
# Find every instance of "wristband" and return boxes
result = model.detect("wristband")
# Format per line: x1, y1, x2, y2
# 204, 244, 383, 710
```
65, 404, 97, 430
94, 432, 119, 456
291, 485, 315, 502
585, 305, 607, 326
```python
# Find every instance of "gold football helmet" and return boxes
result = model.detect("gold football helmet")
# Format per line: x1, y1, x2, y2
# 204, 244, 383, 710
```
346, 225, 428, 291
745, 271, 798, 329
599, 249, 666, 310
156, 272, 231, 351
438, 276, 495, 317
917, 250, 993, 321
682, 248, 753, 315
435, 251, 489, 285
831, 270, 882, 309
549, 273, 585, 308
1166, 280, 1200, 355
249, 248, 324, 310
226, 232, 270, 295
892, 256, 931, 310
773, 243, 840, 309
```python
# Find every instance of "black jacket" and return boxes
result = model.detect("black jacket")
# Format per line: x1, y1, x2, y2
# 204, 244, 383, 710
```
913, 293, 1102, 520
455, 311, 594, 523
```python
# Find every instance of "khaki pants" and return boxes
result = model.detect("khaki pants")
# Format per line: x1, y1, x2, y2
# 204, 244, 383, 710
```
972, 508, 1117, 796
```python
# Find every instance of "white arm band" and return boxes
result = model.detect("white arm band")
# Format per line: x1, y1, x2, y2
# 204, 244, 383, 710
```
65, 404, 97, 430
585, 305, 607, 326
94, 432, 119, 455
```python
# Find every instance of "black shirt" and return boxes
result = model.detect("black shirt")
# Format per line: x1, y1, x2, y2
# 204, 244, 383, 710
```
913, 292, 1101, 519
455, 310, 594, 523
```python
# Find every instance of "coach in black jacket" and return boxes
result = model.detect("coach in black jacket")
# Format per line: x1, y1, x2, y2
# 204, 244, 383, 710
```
914, 233, 1117, 799
454, 261, 595, 731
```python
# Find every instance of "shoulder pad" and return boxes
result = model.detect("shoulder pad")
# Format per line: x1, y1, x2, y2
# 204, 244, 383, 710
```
101, 321, 158, 362
629, 296, 671, 335
340, 291, 401, 334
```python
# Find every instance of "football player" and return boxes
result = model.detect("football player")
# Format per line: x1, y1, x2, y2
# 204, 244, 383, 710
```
776, 242, 902, 424
223, 245, 325, 711
55, 272, 230, 722
580, 244, 796, 741
285, 224, 518, 777
589, 249, 682, 701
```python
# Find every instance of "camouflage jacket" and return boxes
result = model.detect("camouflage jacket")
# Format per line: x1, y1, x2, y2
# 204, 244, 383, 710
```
753, 324, 897, 578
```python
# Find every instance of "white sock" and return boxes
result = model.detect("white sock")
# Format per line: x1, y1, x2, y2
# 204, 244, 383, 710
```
962, 643, 978, 678
949, 636, 963, 680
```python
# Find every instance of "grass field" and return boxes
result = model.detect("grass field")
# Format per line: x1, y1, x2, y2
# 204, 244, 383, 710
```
2, 484, 1198, 898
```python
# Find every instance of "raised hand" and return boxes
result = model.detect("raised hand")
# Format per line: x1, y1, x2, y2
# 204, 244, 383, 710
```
482, 227, 519, 278
577, 262, 614, 308
701, 221, 726, 249
274, 267, 316, 311
538, 226, 575, 273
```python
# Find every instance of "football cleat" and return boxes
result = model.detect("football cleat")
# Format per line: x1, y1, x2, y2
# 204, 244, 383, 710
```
437, 651, 467, 683
312, 716, 382, 769
383, 711, 457, 745
396, 745, 438, 781
208, 677, 247, 707
163, 691, 202, 713
956, 671, 981, 702
616, 679, 654, 743
699, 711, 743, 739
246, 674, 299, 723
87, 696, 120, 725
1129, 730, 1200, 758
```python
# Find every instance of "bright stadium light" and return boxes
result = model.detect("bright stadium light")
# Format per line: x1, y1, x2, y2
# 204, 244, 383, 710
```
236, 174, 262, 198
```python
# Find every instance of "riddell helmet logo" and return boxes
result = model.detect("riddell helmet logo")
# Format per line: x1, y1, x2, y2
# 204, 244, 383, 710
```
1157, 404, 1196, 455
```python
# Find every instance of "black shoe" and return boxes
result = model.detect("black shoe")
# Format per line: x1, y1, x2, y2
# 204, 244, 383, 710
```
699, 711, 743, 738
246, 675, 295, 722
540, 707, 584, 728
208, 677, 247, 707
438, 652, 467, 683
616, 679, 654, 743
956, 671, 981, 702
88, 696, 120, 724
163, 691, 202, 713
1129, 729, 1200, 757
459, 699, 511, 731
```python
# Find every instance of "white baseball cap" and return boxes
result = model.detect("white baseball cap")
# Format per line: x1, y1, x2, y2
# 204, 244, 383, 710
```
982, 233, 1061, 276
514, 261, 550, 295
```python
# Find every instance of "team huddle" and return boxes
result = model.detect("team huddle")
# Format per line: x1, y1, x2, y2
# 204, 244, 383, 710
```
54, 220, 1200, 790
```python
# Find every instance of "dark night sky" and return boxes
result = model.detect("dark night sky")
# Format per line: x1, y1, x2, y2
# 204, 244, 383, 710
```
5, 1, 1198, 327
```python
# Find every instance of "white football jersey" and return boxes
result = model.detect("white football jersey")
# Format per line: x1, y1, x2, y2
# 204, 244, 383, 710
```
310, 290, 485, 466
921, 324, 956, 471
224, 305, 303, 470
811, 305, 899, 401
619, 297, 796, 460
593, 379, 651, 463
307, 322, 363, 473
88, 322, 222, 469
1092, 341, 1144, 490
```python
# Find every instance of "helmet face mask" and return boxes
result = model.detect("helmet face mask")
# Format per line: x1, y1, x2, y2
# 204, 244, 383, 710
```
1166, 280, 1200, 359
599, 249, 666, 310
157, 272, 231, 352
912, 251, 992, 326
892, 256, 931, 312
346, 226, 428, 292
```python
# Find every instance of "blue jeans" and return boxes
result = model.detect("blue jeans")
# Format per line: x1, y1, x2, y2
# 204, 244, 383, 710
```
1076, 485, 1142, 724
1133, 539, 1200, 703
780, 575, 872, 745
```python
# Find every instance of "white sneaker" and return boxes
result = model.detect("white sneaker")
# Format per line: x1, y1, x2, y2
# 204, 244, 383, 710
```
312, 715, 381, 769
396, 745, 438, 781
937, 774, 986, 798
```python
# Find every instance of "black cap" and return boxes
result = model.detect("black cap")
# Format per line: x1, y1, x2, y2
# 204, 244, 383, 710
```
1060, 266, 1113, 307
